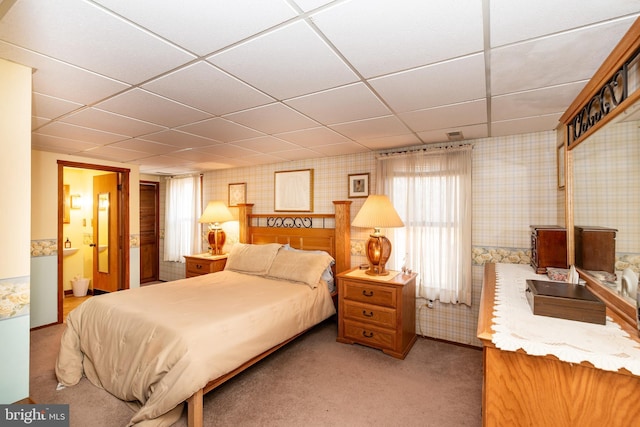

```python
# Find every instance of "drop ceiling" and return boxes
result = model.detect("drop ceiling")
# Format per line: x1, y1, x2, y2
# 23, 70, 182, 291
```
1, 0, 638, 174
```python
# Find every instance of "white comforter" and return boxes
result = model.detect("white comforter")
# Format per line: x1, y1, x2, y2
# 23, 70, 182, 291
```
55, 270, 336, 426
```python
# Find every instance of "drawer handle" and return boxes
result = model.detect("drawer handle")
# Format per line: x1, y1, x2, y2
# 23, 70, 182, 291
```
362, 310, 374, 317
362, 331, 374, 338
196, 264, 203, 269
362, 290, 374, 297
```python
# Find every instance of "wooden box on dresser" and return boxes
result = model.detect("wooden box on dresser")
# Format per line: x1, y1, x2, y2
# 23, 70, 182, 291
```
530, 225, 567, 274
183, 254, 227, 278
336, 268, 417, 359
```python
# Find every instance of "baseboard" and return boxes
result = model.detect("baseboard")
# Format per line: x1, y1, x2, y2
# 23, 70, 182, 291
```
64, 289, 94, 296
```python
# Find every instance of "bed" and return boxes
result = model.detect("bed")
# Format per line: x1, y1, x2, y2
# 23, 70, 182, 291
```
55, 201, 352, 427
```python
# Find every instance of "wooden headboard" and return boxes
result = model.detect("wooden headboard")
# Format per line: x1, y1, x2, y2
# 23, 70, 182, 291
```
237, 201, 352, 275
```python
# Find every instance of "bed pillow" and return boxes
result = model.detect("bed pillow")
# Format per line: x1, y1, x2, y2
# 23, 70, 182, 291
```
283, 245, 335, 289
266, 249, 335, 288
224, 243, 283, 275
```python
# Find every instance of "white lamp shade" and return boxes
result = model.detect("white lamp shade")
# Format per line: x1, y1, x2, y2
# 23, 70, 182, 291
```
352, 195, 404, 229
199, 201, 233, 225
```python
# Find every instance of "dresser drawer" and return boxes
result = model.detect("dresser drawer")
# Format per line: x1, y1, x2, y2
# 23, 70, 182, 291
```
342, 280, 397, 308
343, 300, 396, 328
343, 320, 397, 351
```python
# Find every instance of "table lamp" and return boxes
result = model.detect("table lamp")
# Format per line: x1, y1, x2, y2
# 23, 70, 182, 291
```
198, 201, 234, 255
351, 195, 404, 276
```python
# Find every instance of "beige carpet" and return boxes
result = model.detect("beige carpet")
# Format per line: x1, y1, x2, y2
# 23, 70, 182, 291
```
30, 319, 483, 426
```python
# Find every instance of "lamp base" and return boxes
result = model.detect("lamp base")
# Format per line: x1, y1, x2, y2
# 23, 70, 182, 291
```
365, 234, 392, 276
207, 228, 226, 255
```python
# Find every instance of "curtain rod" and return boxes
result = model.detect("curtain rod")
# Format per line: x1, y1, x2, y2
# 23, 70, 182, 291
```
376, 143, 473, 159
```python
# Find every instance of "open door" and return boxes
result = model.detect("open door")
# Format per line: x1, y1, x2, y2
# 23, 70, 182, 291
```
93, 172, 119, 293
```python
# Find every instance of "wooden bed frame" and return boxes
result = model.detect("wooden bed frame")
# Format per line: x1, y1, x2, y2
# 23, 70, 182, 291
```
186, 200, 352, 427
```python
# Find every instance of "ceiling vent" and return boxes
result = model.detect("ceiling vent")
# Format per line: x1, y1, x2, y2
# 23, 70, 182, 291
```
446, 131, 464, 141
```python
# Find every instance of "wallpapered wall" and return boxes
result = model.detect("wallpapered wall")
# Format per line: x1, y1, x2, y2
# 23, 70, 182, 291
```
159, 129, 562, 347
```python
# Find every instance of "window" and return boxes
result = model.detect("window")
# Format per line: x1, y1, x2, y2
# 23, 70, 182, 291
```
378, 147, 472, 305
163, 175, 202, 262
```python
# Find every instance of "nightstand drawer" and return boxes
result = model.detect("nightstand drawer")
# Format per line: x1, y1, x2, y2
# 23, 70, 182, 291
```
184, 255, 227, 277
343, 300, 396, 328
342, 280, 397, 308
343, 320, 396, 351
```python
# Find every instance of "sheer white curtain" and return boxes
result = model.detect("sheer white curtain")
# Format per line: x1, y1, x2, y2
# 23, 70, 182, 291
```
377, 146, 472, 305
163, 175, 202, 262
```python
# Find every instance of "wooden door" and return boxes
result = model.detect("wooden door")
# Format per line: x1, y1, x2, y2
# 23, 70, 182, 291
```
140, 181, 159, 283
93, 173, 119, 293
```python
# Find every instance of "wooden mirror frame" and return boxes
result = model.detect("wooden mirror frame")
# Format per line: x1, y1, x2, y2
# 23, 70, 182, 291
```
559, 18, 640, 328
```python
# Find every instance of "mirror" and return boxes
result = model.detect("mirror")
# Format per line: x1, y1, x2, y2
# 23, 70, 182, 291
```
97, 192, 110, 273
563, 20, 640, 328
572, 107, 640, 305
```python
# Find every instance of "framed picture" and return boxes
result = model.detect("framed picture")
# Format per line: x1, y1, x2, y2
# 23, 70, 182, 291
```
348, 173, 369, 198
557, 142, 565, 189
274, 169, 314, 212
70, 194, 82, 209
228, 182, 246, 207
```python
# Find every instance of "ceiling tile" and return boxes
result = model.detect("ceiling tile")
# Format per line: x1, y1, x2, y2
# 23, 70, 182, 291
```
61, 108, 165, 137
357, 134, 421, 150
32, 93, 83, 121
143, 61, 274, 115
491, 82, 585, 122
330, 115, 413, 141
0, 41, 130, 105
36, 121, 128, 145
0, 0, 195, 84
291, 0, 334, 12
369, 54, 486, 113
492, 19, 636, 96
491, 114, 562, 137
311, 0, 484, 78
416, 124, 488, 143
81, 145, 151, 163
230, 136, 300, 153
310, 141, 370, 157
95, 0, 297, 56
490, 0, 640, 47
31, 133, 101, 153
209, 20, 358, 99
224, 103, 318, 134
110, 139, 181, 156
274, 126, 350, 147
178, 117, 264, 142
399, 100, 487, 133
95, 89, 211, 127
285, 83, 391, 124
138, 130, 220, 148
198, 143, 261, 158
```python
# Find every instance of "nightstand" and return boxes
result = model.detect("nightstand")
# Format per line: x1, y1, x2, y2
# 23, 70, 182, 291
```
336, 268, 417, 359
183, 253, 227, 278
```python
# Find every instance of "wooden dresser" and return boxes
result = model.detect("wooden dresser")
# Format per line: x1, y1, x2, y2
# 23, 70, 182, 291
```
183, 254, 227, 278
530, 225, 567, 273
478, 263, 640, 426
336, 268, 417, 359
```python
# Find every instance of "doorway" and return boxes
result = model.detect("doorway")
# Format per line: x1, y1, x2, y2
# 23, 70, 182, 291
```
139, 181, 160, 283
57, 160, 130, 323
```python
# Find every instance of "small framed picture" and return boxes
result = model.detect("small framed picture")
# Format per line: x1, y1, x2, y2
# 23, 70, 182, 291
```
348, 173, 369, 198
228, 182, 246, 207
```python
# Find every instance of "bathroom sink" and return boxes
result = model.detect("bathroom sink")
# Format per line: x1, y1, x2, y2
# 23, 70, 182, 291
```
63, 247, 79, 256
